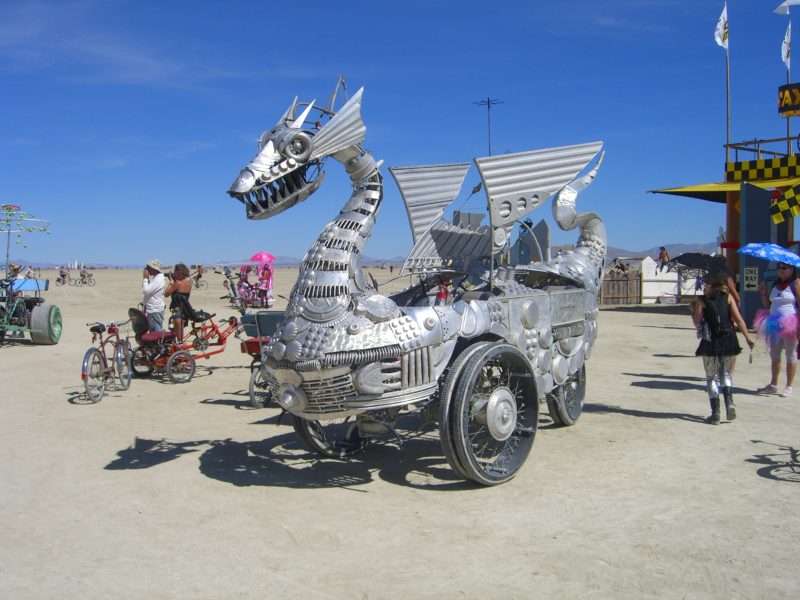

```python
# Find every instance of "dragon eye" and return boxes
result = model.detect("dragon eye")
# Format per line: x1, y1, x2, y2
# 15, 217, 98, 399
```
284, 131, 313, 161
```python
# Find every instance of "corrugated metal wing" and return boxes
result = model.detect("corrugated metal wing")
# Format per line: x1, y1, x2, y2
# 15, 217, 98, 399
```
389, 163, 471, 244
474, 142, 603, 232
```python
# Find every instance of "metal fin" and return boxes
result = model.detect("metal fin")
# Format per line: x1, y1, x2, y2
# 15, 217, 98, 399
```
310, 87, 366, 160
278, 96, 298, 125
389, 163, 471, 244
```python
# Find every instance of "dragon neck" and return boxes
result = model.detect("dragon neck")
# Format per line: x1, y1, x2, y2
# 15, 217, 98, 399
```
284, 146, 383, 324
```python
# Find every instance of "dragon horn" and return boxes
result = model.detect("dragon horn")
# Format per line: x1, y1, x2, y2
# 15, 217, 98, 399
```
290, 100, 316, 129
278, 96, 299, 124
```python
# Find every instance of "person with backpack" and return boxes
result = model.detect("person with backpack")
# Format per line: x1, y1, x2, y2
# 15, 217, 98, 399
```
755, 262, 800, 397
693, 272, 755, 424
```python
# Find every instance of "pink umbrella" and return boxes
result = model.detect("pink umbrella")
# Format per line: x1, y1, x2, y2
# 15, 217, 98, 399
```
250, 251, 275, 264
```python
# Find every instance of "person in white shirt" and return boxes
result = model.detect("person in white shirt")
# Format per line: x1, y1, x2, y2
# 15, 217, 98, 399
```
142, 259, 166, 331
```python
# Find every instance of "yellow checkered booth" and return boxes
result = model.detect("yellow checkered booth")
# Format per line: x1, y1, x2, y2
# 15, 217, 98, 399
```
771, 183, 800, 224
726, 155, 800, 182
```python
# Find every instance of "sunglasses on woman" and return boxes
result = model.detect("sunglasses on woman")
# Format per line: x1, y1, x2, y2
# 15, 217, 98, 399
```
777, 264, 792, 270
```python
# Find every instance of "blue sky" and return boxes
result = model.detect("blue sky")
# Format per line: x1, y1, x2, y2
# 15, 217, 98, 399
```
0, 0, 796, 265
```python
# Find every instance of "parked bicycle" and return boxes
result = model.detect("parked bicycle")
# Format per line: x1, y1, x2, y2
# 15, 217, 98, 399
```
81, 319, 133, 402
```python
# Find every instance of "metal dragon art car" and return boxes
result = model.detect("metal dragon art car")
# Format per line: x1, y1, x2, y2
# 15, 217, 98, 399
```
227, 84, 606, 485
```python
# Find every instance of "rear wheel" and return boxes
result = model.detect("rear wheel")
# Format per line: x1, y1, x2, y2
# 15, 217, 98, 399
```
451, 343, 538, 486
82, 347, 106, 402
546, 366, 586, 427
293, 416, 366, 458
248, 365, 272, 409
131, 347, 154, 377
29, 303, 62, 345
68, 278, 76, 286
114, 341, 132, 390
166, 350, 196, 383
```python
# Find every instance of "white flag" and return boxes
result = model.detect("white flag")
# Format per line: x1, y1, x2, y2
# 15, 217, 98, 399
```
775, 1, 800, 16
715, 3, 729, 50
783, 22, 792, 70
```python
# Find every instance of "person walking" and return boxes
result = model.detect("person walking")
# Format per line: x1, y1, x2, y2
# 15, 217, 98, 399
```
142, 259, 166, 332
755, 262, 800, 397
692, 273, 755, 424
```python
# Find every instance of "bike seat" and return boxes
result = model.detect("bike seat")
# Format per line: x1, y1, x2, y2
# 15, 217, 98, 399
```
192, 311, 214, 323
140, 331, 175, 344
89, 324, 106, 334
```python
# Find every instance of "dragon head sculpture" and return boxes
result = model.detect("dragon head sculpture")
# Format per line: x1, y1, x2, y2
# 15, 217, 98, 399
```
228, 88, 367, 220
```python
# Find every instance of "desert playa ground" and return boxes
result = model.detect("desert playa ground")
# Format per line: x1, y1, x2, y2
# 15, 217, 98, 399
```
1, 268, 798, 599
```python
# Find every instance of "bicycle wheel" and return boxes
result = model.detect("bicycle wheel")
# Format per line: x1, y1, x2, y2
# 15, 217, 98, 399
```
131, 347, 154, 377
74, 278, 83, 287
68, 278, 76, 287
114, 341, 132, 390
166, 350, 196, 383
87, 277, 96, 287
197, 279, 208, 290
248, 365, 272, 409
82, 347, 106, 402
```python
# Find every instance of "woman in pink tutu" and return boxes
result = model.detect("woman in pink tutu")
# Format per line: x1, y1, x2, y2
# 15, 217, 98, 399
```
755, 262, 800, 397
693, 273, 755, 424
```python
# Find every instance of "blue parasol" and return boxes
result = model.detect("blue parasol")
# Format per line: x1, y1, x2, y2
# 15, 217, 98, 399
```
737, 243, 800, 267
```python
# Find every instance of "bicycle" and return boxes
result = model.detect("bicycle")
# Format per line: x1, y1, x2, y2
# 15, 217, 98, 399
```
191, 277, 208, 290
81, 319, 133, 402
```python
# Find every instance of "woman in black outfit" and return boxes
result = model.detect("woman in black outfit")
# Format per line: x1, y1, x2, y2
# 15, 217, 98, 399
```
164, 263, 193, 341
692, 273, 755, 424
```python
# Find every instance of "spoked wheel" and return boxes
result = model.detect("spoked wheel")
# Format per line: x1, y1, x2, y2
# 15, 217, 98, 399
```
293, 415, 367, 458
438, 342, 496, 480
248, 365, 272, 409
68, 278, 76, 287
74, 278, 83, 287
82, 347, 106, 403
546, 366, 586, 427
196, 279, 208, 290
166, 350, 196, 383
114, 341, 132, 390
451, 343, 538, 486
131, 347, 154, 377
87, 277, 96, 287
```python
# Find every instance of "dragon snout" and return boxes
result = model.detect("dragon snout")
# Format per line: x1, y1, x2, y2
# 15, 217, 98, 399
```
228, 168, 256, 195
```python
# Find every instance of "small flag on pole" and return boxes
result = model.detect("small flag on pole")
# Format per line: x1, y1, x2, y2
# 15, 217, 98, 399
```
771, 184, 800, 224
715, 2, 729, 50
783, 22, 792, 70
775, 1, 800, 16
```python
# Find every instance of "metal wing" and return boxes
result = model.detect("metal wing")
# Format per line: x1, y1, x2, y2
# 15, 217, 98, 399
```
389, 163, 471, 244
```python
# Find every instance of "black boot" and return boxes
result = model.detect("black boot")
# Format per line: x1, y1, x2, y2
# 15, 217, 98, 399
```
722, 386, 736, 421
706, 397, 720, 425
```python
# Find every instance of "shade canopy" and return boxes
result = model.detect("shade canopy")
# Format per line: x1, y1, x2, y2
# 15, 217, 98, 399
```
650, 177, 800, 204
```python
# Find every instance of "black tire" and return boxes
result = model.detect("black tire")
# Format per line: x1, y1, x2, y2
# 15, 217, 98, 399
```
438, 342, 495, 480
166, 350, 196, 383
248, 365, 272, 409
29, 303, 62, 345
293, 415, 366, 458
55, 278, 64, 287
82, 347, 106, 402
546, 366, 586, 427
114, 341, 132, 390
196, 279, 208, 290
74, 278, 83, 287
451, 343, 538, 486
131, 347, 154, 377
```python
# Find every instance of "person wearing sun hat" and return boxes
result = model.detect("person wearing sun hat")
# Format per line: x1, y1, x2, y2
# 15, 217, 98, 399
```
142, 259, 166, 331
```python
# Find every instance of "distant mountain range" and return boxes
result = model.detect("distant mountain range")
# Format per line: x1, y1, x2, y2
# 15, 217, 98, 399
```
11, 244, 718, 269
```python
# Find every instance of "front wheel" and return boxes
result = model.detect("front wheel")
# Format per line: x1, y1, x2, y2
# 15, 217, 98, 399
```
114, 341, 132, 390
82, 347, 106, 402
196, 279, 208, 290
87, 277, 96, 287
293, 416, 367, 458
248, 365, 272, 409
451, 343, 538, 486
166, 350, 196, 383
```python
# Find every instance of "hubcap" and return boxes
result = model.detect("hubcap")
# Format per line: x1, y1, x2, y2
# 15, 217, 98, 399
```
485, 387, 517, 441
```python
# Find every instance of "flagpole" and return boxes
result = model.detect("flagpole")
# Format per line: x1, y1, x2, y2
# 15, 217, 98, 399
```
726, 46, 731, 162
